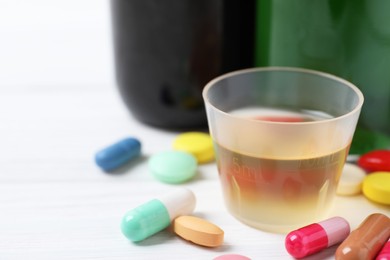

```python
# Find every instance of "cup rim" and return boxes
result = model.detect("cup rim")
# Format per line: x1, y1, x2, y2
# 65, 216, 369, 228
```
202, 66, 364, 125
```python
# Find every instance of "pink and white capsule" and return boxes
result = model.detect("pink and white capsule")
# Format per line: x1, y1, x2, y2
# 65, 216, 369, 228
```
377, 238, 390, 260
285, 217, 350, 259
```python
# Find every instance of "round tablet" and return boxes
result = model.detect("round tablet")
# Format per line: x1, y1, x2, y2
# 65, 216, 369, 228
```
148, 151, 197, 184
213, 254, 251, 260
173, 132, 214, 163
362, 172, 390, 205
336, 163, 366, 196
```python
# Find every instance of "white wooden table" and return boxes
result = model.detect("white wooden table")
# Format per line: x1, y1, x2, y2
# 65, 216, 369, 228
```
0, 1, 388, 259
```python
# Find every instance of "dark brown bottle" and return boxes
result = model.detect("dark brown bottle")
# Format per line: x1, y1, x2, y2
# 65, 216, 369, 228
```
110, 0, 255, 129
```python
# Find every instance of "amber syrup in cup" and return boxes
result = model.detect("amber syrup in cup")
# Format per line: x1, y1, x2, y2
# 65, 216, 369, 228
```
214, 107, 349, 232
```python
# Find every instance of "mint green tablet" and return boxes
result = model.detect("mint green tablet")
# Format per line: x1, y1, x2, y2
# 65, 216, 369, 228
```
148, 151, 197, 184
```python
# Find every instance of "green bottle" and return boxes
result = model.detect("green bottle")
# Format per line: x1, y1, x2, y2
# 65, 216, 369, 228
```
255, 0, 390, 154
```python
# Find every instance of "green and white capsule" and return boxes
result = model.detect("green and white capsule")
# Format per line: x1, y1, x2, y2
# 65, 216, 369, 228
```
120, 188, 196, 242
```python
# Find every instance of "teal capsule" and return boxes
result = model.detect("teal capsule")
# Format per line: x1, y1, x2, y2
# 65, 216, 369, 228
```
121, 188, 196, 242
95, 137, 141, 171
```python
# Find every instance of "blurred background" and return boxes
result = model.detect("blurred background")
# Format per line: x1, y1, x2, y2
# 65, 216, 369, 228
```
0, 0, 113, 89
1, 0, 389, 154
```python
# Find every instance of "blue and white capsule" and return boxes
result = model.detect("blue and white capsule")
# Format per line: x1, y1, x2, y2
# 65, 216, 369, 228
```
95, 137, 141, 171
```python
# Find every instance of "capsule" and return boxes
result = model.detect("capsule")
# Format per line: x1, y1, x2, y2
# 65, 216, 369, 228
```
121, 188, 196, 242
376, 238, 390, 260
335, 213, 390, 260
285, 217, 350, 259
95, 137, 141, 171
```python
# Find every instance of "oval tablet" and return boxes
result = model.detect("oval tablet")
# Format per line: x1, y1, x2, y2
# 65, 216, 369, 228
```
358, 150, 390, 172
362, 172, 390, 205
337, 163, 366, 196
173, 215, 224, 247
148, 151, 197, 184
173, 132, 214, 163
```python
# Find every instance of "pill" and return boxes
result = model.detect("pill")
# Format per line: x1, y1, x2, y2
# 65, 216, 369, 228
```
358, 150, 390, 172
213, 254, 251, 260
362, 172, 390, 205
95, 137, 141, 171
121, 188, 196, 242
173, 215, 224, 247
335, 213, 390, 260
148, 151, 197, 184
376, 238, 390, 260
336, 163, 366, 196
172, 132, 214, 163
285, 217, 350, 259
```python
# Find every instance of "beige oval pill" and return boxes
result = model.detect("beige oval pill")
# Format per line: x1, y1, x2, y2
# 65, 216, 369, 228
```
173, 215, 224, 247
